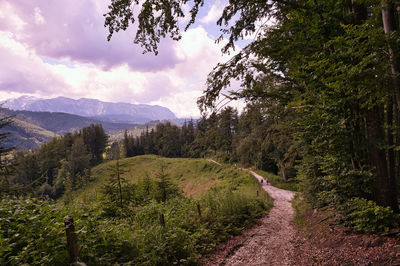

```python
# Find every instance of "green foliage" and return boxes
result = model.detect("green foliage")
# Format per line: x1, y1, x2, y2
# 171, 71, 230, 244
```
8, 124, 107, 199
298, 156, 374, 208
0, 197, 68, 265
0, 154, 273, 265
340, 198, 399, 233
102, 160, 127, 207
291, 193, 312, 230
80, 190, 269, 265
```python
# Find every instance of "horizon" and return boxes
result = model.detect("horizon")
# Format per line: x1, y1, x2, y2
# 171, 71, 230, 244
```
0, 0, 248, 118
1, 95, 202, 119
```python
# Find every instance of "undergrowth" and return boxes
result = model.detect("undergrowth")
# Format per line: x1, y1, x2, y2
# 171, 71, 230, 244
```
1, 156, 273, 265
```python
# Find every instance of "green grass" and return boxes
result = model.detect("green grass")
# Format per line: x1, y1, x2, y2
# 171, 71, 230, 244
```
72, 155, 270, 204
292, 194, 312, 229
254, 169, 299, 191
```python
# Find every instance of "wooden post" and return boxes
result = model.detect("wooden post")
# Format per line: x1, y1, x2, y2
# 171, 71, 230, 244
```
197, 202, 202, 218
159, 213, 165, 227
64, 216, 79, 263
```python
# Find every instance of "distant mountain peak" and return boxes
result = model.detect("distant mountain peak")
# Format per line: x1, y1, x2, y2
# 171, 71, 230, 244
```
3, 96, 177, 123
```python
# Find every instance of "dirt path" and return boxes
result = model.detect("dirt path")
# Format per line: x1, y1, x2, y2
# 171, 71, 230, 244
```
207, 159, 222, 166
204, 169, 296, 266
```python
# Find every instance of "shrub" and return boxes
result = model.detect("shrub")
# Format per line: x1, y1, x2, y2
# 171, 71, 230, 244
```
340, 197, 399, 233
0, 197, 68, 265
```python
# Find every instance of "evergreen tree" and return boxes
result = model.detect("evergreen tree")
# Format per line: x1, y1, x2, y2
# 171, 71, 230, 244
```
67, 137, 91, 184
0, 115, 13, 196
103, 160, 127, 207
82, 124, 108, 165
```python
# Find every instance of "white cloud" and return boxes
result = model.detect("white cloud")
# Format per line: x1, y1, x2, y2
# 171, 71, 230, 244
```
34, 7, 45, 25
0, 1, 244, 118
0, 2, 26, 31
199, 0, 225, 24
0, 31, 67, 95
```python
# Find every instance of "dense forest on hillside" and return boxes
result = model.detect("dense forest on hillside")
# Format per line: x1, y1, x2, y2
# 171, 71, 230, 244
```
1, 124, 108, 198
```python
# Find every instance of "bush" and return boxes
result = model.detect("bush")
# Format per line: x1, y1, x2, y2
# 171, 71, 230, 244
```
340, 197, 399, 233
0, 197, 68, 265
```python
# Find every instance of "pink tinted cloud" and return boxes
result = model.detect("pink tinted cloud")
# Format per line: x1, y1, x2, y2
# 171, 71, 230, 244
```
0, 0, 182, 72
0, 32, 67, 95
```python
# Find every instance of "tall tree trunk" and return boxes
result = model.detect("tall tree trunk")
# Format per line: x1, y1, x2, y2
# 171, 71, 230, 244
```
366, 106, 399, 212
387, 101, 395, 183
350, 1, 399, 211
396, 104, 400, 186
279, 161, 288, 182
382, 1, 400, 112
396, 2, 400, 28
386, 101, 398, 212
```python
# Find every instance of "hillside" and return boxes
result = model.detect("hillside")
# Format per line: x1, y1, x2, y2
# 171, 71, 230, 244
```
0, 106, 185, 149
0, 108, 136, 149
3, 118, 57, 149
0, 108, 133, 134
75, 155, 269, 199
2, 96, 177, 123
108, 119, 181, 142
1, 155, 273, 265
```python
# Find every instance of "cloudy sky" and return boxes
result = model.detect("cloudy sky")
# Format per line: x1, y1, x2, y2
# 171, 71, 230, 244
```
0, 0, 248, 118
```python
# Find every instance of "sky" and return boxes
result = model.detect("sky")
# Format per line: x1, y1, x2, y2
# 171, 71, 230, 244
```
0, 0, 247, 118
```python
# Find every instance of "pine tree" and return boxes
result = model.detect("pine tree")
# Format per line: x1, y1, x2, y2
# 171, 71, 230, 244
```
103, 160, 127, 207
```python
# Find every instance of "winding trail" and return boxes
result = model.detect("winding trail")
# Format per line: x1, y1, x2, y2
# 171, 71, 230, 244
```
204, 168, 296, 266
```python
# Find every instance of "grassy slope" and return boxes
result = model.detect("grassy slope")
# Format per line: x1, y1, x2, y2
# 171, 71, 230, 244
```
67, 155, 273, 264
73, 155, 272, 204
4, 118, 57, 149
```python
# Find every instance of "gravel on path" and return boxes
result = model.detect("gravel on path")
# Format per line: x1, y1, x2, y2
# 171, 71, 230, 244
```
203, 169, 296, 266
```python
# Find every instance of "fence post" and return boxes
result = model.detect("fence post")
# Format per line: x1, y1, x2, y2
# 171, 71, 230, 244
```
64, 216, 79, 263
197, 202, 202, 218
159, 213, 165, 227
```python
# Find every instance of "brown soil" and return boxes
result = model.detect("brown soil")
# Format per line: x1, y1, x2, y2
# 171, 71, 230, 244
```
203, 170, 296, 265
293, 205, 400, 265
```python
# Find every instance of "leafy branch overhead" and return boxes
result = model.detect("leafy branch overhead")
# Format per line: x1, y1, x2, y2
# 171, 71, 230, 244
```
104, 0, 279, 56
105, 0, 204, 54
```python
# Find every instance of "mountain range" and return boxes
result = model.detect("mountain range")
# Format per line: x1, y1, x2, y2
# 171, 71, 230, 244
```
0, 96, 197, 150
2, 96, 177, 123
0, 108, 135, 150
